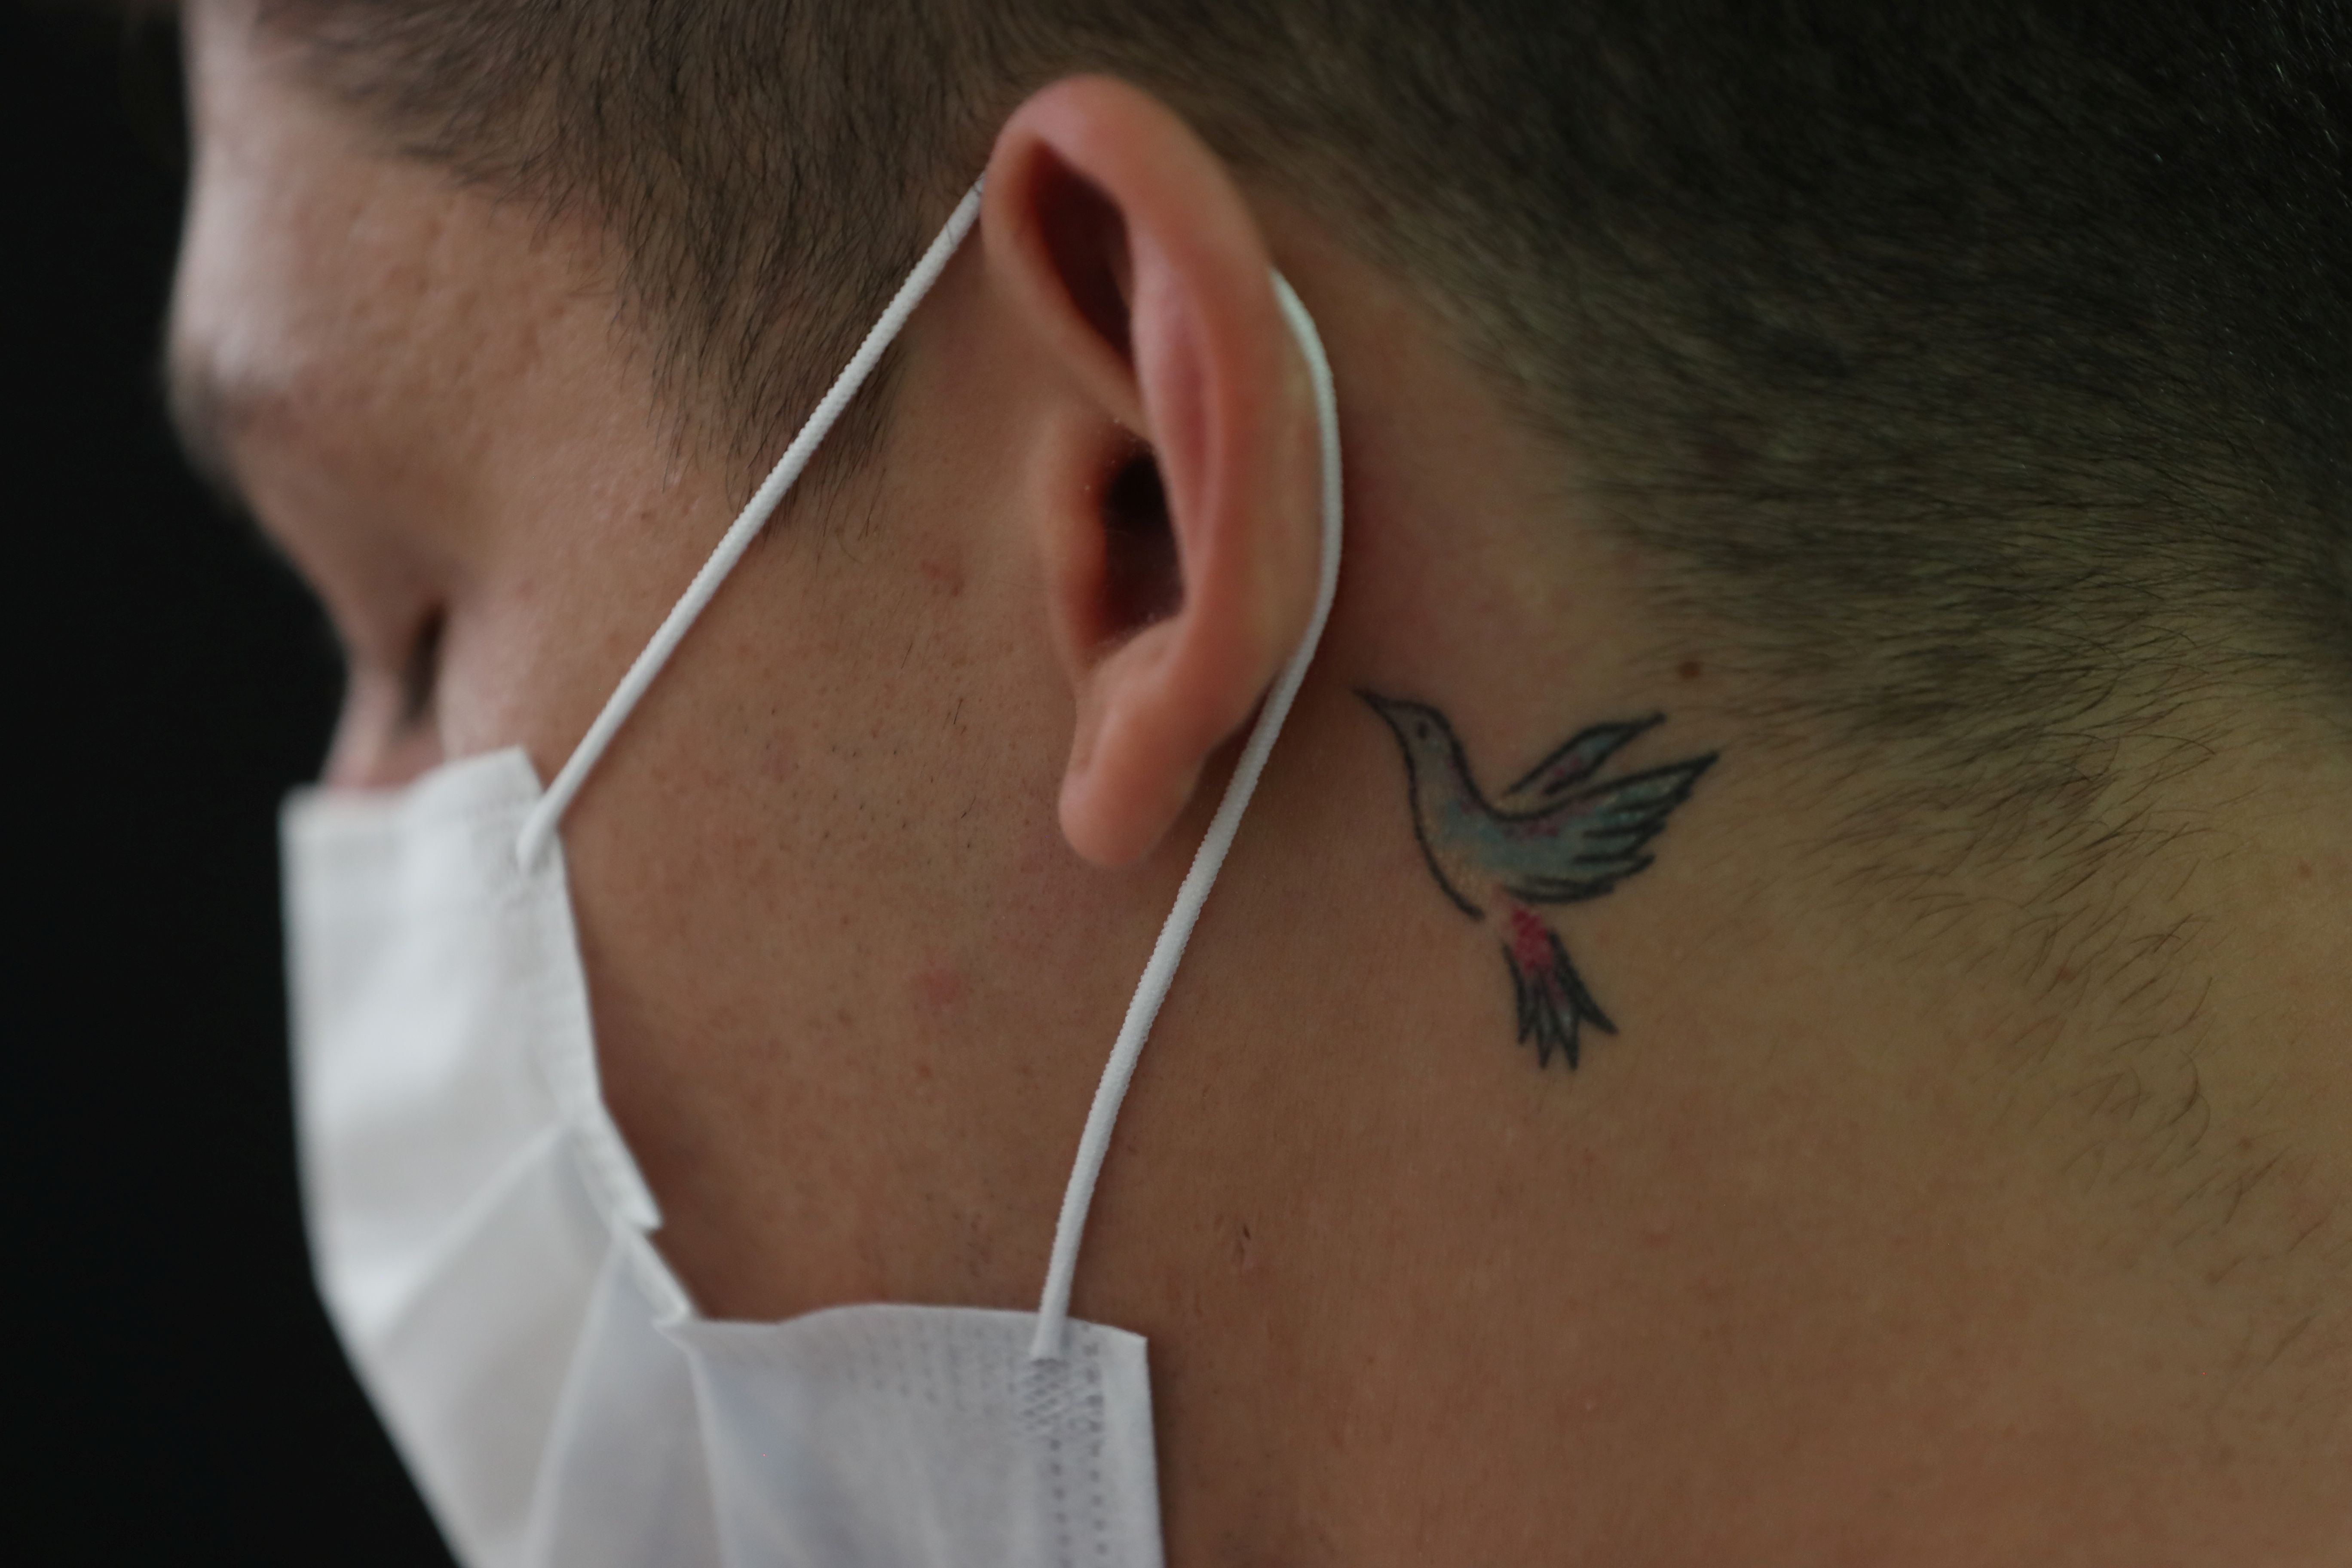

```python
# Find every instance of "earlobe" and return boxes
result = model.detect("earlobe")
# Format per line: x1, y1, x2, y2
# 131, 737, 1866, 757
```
985, 76, 1323, 870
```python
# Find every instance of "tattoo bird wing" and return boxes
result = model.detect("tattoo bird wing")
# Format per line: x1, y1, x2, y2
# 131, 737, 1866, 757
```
1496, 714, 1665, 808
1488, 754, 1716, 904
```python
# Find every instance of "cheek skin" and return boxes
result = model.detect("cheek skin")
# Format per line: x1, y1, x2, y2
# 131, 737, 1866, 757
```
549, 527, 1059, 1312
539, 300, 1161, 1319
178, 0, 1187, 1345
180, 18, 1098, 1309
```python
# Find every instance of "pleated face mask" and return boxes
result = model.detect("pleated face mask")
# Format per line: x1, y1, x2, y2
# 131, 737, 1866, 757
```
281, 182, 1345, 1568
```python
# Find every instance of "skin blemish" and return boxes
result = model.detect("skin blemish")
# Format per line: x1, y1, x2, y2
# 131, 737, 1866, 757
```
917, 557, 965, 597
913, 965, 966, 1011
1677, 659, 1704, 681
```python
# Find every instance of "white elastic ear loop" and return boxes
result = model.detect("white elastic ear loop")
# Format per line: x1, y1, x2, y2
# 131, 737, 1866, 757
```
1029, 273, 1343, 1362
515, 181, 986, 869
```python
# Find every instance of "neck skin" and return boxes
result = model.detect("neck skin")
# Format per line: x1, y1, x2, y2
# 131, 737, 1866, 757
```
174, 12, 2351, 1556
1017, 228, 2352, 1565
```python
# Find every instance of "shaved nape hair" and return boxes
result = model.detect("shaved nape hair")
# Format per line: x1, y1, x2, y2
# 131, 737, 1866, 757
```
256, 0, 2352, 818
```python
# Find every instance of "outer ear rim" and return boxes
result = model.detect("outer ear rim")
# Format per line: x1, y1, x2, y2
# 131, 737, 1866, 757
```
982, 74, 1297, 439
981, 75, 1323, 869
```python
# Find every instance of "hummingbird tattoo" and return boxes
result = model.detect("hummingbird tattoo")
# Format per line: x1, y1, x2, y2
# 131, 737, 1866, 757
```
1363, 692, 1716, 1070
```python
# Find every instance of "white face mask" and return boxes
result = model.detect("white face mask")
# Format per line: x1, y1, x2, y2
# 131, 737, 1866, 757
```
282, 182, 1345, 1568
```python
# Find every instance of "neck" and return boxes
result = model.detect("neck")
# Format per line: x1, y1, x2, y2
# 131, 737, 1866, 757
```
1079, 227, 2352, 1560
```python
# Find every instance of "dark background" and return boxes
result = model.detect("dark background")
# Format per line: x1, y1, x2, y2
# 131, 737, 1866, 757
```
13, 5, 456, 1561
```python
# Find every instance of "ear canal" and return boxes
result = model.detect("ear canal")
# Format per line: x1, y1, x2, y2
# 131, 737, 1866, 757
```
1097, 447, 1181, 640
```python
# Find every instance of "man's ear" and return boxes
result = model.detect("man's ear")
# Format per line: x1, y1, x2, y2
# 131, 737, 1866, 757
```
984, 76, 1322, 869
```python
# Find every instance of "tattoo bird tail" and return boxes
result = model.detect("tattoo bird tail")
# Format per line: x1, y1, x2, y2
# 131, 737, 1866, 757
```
1504, 909, 1615, 1070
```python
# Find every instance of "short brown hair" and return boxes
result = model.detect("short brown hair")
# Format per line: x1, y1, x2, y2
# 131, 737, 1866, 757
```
261, 0, 2352, 799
